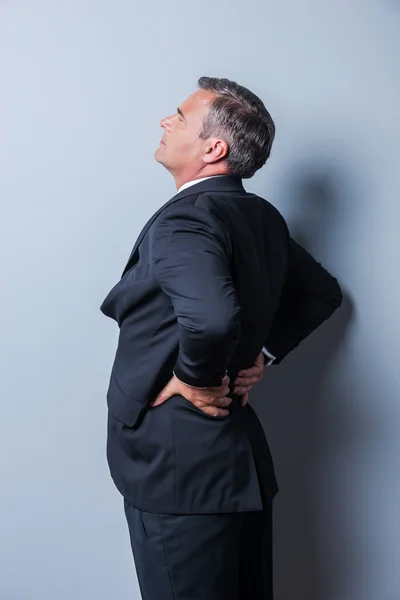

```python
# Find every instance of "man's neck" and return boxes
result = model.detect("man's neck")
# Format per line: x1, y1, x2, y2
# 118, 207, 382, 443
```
177, 175, 226, 193
174, 170, 229, 191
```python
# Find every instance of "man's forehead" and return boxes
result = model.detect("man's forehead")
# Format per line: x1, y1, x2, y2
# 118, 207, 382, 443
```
181, 89, 215, 115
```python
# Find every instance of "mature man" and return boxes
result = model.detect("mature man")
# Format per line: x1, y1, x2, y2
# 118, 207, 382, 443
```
100, 77, 342, 600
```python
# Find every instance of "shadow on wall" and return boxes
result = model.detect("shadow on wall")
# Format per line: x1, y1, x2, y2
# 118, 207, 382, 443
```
253, 162, 356, 600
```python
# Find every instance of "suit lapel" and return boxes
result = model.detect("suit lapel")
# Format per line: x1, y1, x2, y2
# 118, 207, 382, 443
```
121, 193, 184, 276
121, 176, 244, 277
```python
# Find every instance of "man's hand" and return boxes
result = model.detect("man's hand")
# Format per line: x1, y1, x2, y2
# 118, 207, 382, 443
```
150, 374, 232, 417
150, 350, 266, 414
232, 351, 265, 407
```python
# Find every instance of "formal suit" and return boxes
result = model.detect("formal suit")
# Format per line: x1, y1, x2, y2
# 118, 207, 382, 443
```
100, 175, 342, 598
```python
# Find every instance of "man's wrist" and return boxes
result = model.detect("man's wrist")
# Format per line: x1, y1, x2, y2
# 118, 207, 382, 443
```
173, 368, 228, 389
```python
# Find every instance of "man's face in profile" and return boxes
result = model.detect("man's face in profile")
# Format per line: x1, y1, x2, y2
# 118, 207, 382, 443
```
155, 89, 215, 176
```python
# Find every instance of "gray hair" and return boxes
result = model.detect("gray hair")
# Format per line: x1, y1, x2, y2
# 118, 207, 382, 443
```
198, 77, 275, 179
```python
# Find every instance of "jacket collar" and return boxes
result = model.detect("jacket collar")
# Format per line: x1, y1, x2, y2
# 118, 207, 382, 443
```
121, 175, 245, 277
172, 175, 245, 202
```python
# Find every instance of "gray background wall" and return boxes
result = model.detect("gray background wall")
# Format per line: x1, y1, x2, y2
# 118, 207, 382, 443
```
1, 1, 399, 599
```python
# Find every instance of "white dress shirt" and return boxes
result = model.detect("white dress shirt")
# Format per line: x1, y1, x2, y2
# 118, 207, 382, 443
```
175, 176, 276, 381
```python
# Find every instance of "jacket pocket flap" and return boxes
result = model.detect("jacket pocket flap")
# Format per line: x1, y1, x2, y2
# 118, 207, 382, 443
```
107, 375, 144, 428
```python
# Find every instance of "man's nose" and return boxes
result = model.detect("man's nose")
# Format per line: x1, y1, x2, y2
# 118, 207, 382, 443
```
160, 115, 171, 131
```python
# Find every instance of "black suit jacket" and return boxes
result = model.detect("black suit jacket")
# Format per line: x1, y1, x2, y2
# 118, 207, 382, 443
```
100, 176, 342, 513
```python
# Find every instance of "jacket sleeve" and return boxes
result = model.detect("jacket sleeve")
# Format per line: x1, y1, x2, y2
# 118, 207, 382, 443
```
152, 204, 241, 388
265, 237, 343, 364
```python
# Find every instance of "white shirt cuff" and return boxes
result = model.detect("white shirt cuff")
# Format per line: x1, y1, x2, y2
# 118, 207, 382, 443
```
262, 346, 276, 367
172, 371, 207, 389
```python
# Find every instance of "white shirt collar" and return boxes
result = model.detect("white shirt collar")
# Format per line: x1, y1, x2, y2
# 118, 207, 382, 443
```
177, 175, 226, 193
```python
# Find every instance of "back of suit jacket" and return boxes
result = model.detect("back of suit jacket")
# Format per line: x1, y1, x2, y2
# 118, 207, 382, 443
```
100, 176, 341, 514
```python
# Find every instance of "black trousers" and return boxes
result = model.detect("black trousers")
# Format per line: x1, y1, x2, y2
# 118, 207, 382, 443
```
124, 499, 273, 600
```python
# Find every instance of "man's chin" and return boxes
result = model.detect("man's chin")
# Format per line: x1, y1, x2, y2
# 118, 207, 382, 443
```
154, 149, 168, 167
154, 148, 163, 163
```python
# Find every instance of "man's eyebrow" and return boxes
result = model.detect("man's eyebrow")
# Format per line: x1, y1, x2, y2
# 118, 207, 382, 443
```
177, 107, 186, 120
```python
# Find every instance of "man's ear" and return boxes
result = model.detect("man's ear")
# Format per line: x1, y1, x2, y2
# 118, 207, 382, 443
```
202, 138, 229, 164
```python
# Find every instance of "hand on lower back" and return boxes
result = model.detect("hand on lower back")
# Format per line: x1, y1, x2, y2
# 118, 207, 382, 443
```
232, 351, 265, 406
150, 375, 232, 417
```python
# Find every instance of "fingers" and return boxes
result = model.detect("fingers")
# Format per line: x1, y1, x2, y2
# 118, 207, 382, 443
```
233, 360, 265, 395
236, 371, 262, 383
193, 394, 232, 417
232, 385, 251, 395
233, 376, 260, 391
216, 375, 230, 394
237, 366, 259, 378
216, 396, 232, 408
150, 392, 169, 407
198, 405, 230, 417
150, 397, 165, 407
195, 395, 232, 410
151, 374, 233, 416
201, 393, 248, 412
235, 375, 260, 385
205, 376, 230, 404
